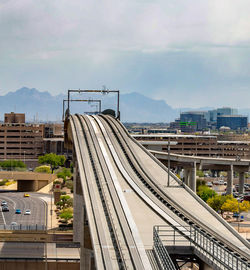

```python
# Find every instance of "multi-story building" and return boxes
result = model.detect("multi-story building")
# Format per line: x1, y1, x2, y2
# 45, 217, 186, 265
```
217, 115, 248, 130
133, 134, 250, 159
205, 107, 238, 124
0, 112, 44, 163
180, 111, 207, 132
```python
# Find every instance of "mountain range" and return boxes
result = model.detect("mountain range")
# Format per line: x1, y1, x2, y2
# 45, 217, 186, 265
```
0, 87, 249, 123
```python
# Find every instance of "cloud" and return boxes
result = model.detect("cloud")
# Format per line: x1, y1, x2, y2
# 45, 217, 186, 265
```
0, 0, 250, 108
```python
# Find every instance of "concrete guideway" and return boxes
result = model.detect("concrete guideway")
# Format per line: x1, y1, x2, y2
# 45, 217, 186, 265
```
66, 114, 250, 269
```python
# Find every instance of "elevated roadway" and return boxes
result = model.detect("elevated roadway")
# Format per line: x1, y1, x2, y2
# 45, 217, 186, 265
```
65, 114, 250, 269
149, 150, 250, 194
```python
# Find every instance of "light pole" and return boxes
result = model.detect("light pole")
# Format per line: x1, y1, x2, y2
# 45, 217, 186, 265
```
50, 184, 53, 230
24, 151, 26, 166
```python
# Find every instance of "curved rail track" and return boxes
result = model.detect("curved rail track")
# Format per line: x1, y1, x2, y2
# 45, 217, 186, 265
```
68, 114, 250, 269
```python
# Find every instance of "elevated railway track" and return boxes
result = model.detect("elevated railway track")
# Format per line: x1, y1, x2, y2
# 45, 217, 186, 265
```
66, 114, 250, 269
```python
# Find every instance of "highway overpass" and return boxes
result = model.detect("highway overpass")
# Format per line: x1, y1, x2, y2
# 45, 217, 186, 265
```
149, 150, 250, 194
65, 114, 250, 270
0, 171, 56, 191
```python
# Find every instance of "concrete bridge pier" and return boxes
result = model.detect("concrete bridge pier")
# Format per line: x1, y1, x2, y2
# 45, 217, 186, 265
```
190, 162, 197, 193
226, 164, 234, 195
184, 168, 190, 186
73, 151, 93, 270
239, 172, 245, 194
73, 160, 83, 243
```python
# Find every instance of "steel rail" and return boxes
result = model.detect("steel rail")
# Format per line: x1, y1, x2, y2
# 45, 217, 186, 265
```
100, 114, 250, 262
80, 114, 148, 269
75, 114, 128, 269
95, 115, 188, 228
70, 115, 118, 269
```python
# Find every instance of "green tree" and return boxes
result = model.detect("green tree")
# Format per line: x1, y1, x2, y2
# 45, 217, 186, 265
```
57, 195, 73, 209
221, 198, 250, 214
196, 178, 206, 189
196, 170, 204, 177
57, 168, 72, 185
59, 208, 73, 224
34, 165, 52, 173
0, 160, 26, 171
197, 185, 216, 202
207, 195, 232, 216
38, 153, 66, 173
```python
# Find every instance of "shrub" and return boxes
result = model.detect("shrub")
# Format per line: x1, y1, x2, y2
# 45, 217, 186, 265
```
0, 179, 8, 186
34, 165, 52, 174
66, 180, 73, 191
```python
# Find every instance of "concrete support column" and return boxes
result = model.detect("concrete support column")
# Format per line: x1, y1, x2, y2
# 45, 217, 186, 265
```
73, 160, 83, 243
226, 164, 234, 195
239, 172, 245, 195
184, 168, 190, 186
190, 162, 197, 192
82, 249, 92, 270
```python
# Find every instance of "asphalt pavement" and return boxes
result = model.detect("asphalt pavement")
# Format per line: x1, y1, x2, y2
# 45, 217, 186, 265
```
0, 192, 47, 226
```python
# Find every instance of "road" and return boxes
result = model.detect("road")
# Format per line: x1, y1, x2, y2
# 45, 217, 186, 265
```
0, 192, 47, 226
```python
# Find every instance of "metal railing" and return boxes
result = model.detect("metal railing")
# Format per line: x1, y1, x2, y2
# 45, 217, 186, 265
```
153, 227, 176, 270
0, 224, 46, 231
154, 225, 250, 270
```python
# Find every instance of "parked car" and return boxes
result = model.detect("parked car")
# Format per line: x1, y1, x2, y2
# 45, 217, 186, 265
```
10, 222, 17, 226
206, 182, 213, 187
233, 212, 239, 218
24, 209, 31, 215
15, 209, 21, 214
1, 201, 7, 206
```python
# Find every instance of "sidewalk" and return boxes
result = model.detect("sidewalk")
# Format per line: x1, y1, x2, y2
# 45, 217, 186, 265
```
38, 182, 60, 230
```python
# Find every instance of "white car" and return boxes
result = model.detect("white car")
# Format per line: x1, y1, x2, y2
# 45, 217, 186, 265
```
206, 182, 213, 187
1, 201, 7, 206
10, 222, 17, 226
24, 209, 31, 215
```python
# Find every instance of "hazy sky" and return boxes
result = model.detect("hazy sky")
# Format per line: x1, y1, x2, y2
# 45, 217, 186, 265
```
0, 0, 250, 108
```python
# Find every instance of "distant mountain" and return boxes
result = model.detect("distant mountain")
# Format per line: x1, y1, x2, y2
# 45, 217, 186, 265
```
0, 87, 180, 122
1, 87, 249, 123
120, 92, 178, 122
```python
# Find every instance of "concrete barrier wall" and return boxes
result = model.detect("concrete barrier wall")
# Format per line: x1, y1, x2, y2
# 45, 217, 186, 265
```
0, 261, 79, 270
0, 171, 57, 182
0, 171, 57, 191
